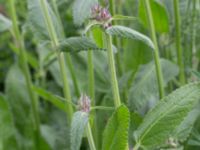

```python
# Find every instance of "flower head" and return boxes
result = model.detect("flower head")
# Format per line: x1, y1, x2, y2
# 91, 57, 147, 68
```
78, 94, 91, 113
91, 4, 112, 22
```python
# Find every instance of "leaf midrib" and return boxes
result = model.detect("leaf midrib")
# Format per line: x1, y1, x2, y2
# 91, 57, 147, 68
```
138, 88, 199, 145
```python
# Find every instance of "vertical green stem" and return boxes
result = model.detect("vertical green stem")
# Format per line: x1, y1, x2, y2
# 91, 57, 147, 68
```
105, 33, 121, 107
66, 54, 80, 97
173, 0, 186, 85
110, 0, 123, 76
191, 0, 197, 69
39, 0, 73, 122
8, 0, 40, 147
86, 123, 96, 150
143, 0, 165, 98
51, 0, 80, 97
88, 51, 95, 105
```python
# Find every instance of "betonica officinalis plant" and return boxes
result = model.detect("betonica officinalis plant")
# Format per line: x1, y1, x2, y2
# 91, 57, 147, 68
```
1, 0, 200, 150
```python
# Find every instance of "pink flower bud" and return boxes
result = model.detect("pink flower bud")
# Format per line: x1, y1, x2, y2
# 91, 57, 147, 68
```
78, 94, 91, 113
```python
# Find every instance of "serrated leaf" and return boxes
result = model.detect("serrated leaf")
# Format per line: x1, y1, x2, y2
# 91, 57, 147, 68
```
106, 25, 155, 49
73, 0, 98, 26
128, 59, 179, 113
0, 14, 12, 32
139, 0, 169, 33
173, 106, 200, 142
59, 37, 105, 53
27, 0, 63, 40
134, 82, 200, 149
71, 111, 89, 150
32, 86, 67, 112
102, 105, 130, 150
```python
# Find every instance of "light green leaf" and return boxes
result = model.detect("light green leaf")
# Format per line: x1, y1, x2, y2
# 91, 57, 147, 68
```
32, 86, 68, 112
71, 111, 89, 150
111, 15, 137, 21
102, 105, 130, 150
128, 59, 179, 112
0, 14, 12, 32
27, 0, 62, 40
139, 0, 169, 33
134, 82, 200, 149
59, 37, 105, 53
106, 25, 155, 49
73, 0, 98, 26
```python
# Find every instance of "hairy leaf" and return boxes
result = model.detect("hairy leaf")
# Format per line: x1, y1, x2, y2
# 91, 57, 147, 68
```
0, 14, 12, 32
71, 111, 89, 150
27, 0, 62, 40
102, 105, 130, 150
173, 106, 200, 142
134, 82, 200, 149
33, 86, 67, 112
139, 0, 169, 33
106, 25, 155, 49
72, 0, 98, 26
59, 37, 105, 53
128, 59, 179, 113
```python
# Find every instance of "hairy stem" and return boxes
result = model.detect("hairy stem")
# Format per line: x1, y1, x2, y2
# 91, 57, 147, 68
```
39, 0, 73, 121
110, 0, 123, 76
105, 33, 121, 107
173, 0, 186, 85
8, 0, 40, 147
52, 0, 80, 97
86, 123, 96, 150
143, 0, 165, 98
88, 50, 95, 105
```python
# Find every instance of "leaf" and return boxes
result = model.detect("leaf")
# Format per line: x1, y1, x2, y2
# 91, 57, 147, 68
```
27, 0, 63, 40
0, 14, 12, 32
32, 86, 67, 112
5, 65, 35, 149
173, 106, 200, 142
0, 94, 18, 149
139, 0, 169, 33
71, 111, 89, 150
134, 82, 200, 149
106, 25, 155, 49
72, 0, 98, 26
59, 37, 105, 53
111, 15, 137, 21
128, 59, 179, 113
102, 105, 130, 150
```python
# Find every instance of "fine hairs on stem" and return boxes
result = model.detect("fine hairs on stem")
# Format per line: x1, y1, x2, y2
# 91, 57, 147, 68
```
143, 0, 165, 99
39, 0, 73, 121
105, 33, 121, 107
